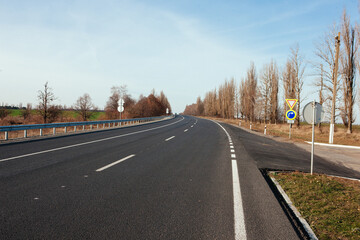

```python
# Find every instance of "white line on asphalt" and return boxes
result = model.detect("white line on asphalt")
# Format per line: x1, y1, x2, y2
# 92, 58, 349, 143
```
230, 146, 234, 148
165, 136, 175, 141
231, 149, 235, 153
210, 120, 247, 240
0, 117, 184, 163
184, 129, 188, 132
232, 160, 247, 240
191, 125, 194, 128
96, 154, 135, 172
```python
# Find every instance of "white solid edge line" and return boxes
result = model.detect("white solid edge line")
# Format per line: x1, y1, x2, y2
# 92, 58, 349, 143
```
210, 119, 247, 240
0, 116, 185, 163
232, 160, 247, 240
305, 141, 360, 150
165, 136, 175, 141
96, 154, 135, 172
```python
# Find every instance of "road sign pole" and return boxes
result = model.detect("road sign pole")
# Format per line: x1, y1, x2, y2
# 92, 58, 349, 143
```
311, 100, 315, 175
289, 123, 291, 139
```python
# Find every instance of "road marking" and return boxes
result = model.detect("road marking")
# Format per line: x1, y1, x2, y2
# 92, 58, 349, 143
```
0, 117, 184, 163
210, 120, 247, 240
231, 149, 235, 153
96, 154, 135, 172
165, 136, 175, 141
184, 129, 188, 132
191, 125, 194, 128
232, 160, 247, 240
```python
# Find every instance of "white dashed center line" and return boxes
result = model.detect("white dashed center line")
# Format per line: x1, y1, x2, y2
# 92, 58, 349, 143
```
165, 136, 175, 141
184, 129, 188, 132
96, 154, 135, 172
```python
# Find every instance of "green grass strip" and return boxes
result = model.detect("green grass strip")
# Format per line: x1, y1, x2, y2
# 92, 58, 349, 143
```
272, 172, 360, 240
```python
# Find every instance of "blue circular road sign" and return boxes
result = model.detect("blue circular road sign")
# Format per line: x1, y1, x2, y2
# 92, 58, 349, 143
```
286, 110, 296, 120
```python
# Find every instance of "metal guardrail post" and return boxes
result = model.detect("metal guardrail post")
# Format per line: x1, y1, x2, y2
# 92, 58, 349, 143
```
40, 128, 43, 136
5, 131, 8, 140
74, 126, 77, 132
53, 127, 56, 135
83, 125, 85, 131
65, 127, 67, 133
90, 125, 93, 130
24, 130, 27, 138
103, 124, 105, 128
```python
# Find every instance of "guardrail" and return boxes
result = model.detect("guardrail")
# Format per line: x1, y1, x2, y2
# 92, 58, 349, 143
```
0, 115, 172, 141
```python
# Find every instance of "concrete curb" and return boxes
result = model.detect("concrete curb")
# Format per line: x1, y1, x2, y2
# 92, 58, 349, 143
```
269, 173, 318, 240
305, 141, 360, 150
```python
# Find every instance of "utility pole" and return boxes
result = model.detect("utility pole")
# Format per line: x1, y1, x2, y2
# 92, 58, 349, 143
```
329, 32, 340, 144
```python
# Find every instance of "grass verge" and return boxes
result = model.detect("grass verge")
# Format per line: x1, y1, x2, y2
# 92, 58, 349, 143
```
271, 172, 360, 240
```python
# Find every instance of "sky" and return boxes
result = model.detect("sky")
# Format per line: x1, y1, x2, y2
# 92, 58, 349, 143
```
1, 0, 359, 117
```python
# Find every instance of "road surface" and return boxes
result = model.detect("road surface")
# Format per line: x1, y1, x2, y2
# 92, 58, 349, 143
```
1, 115, 358, 239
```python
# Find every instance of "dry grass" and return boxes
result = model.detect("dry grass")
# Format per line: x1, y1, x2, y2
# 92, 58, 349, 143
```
272, 172, 360, 240
201, 117, 360, 146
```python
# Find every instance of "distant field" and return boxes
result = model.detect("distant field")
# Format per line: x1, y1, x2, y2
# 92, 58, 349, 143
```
6, 109, 106, 121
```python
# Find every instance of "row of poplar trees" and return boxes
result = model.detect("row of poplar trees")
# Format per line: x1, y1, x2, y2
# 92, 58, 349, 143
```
184, 45, 303, 126
184, 9, 360, 133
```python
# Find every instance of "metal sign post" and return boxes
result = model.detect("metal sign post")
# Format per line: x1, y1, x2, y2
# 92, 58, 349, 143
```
311, 101, 315, 175
118, 98, 124, 122
303, 101, 325, 175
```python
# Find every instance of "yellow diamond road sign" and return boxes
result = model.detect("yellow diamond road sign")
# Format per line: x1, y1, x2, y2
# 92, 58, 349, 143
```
286, 99, 298, 110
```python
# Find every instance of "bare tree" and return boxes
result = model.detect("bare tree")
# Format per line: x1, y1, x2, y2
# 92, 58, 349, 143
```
269, 61, 279, 123
0, 108, 8, 120
203, 89, 217, 116
74, 93, 97, 121
37, 82, 56, 123
314, 24, 341, 143
234, 82, 240, 118
159, 91, 172, 114
196, 96, 204, 116
340, 10, 358, 133
282, 60, 296, 122
260, 64, 271, 122
21, 103, 32, 120
260, 60, 278, 123
244, 62, 258, 122
289, 44, 305, 127
105, 85, 127, 119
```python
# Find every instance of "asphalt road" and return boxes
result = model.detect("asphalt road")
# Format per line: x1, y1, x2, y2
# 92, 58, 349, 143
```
1, 115, 358, 239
